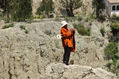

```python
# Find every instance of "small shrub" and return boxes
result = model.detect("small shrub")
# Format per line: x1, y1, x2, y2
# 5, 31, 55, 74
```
77, 27, 90, 36
111, 23, 119, 31
44, 30, 52, 35
110, 23, 119, 41
2, 24, 14, 29
100, 27, 105, 37
106, 54, 119, 74
73, 23, 83, 29
105, 42, 119, 75
112, 14, 119, 20
34, 15, 45, 20
20, 25, 25, 30
73, 23, 90, 36
110, 22, 119, 42
20, 25, 29, 34
26, 16, 34, 23
5, 18, 10, 23
85, 18, 89, 22
104, 42, 118, 59
39, 15, 45, 20
111, 23, 119, 34
77, 15, 83, 21
25, 30, 29, 34
90, 15, 95, 20
106, 62, 113, 69
98, 15, 106, 21
113, 54, 119, 60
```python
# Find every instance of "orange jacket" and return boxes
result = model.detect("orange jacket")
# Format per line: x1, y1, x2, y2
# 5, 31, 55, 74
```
61, 27, 75, 52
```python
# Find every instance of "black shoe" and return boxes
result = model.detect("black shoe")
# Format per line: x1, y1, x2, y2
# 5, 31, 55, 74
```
63, 62, 69, 65
66, 63, 69, 65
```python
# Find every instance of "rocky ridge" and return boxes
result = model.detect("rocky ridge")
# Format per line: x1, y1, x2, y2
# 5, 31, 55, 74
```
0, 20, 115, 79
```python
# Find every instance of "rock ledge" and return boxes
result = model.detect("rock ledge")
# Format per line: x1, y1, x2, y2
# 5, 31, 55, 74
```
41, 63, 117, 79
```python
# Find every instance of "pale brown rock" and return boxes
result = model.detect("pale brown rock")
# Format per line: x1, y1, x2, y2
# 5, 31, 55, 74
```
0, 21, 115, 79
41, 63, 117, 79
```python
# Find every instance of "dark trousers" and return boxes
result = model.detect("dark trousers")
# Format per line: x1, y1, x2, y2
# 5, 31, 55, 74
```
63, 46, 71, 65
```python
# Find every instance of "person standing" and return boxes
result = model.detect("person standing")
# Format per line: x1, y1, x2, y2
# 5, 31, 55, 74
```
61, 21, 75, 65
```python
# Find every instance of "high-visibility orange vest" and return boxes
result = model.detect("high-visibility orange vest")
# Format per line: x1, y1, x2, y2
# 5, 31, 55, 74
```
61, 27, 75, 52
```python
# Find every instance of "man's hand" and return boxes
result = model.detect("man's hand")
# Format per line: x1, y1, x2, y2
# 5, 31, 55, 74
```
70, 28, 75, 33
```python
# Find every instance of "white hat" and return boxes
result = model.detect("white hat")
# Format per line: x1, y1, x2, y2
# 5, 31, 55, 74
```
61, 21, 68, 27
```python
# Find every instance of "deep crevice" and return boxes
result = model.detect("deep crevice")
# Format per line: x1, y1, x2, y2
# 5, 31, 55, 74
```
8, 64, 12, 79
82, 69, 93, 79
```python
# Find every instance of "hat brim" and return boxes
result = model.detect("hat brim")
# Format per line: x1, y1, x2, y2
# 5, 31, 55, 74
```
61, 24, 68, 27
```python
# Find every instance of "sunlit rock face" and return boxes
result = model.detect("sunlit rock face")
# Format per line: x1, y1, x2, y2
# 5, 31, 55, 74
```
0, 20, 113, 79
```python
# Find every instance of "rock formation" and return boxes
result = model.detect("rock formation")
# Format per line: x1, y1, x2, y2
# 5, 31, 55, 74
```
41, 63, 117, 79
0, 20, 115, 79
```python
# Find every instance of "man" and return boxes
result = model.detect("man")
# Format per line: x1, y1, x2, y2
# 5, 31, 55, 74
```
61, 21, 75, 65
